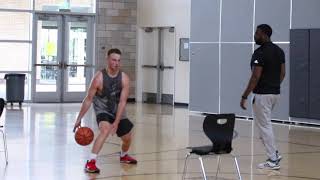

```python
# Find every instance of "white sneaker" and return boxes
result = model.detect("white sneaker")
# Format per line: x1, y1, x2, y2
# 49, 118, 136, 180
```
257, 159, 280, 170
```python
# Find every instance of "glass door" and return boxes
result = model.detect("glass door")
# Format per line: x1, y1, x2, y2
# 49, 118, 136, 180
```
32, 13, 94, 102
32, 14, 62, 102
63, 15, 94, 102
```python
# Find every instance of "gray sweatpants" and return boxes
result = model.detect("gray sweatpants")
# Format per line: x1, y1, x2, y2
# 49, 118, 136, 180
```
252, 94, 280, 160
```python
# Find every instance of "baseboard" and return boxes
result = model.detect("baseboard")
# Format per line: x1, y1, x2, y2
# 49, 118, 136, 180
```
127, 98, 136, 103
174, 102, 188, 107
142, 92, 173, 104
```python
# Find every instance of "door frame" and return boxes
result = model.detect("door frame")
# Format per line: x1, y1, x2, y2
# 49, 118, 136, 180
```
137, 26, 176, 104
31, 11, 95, 103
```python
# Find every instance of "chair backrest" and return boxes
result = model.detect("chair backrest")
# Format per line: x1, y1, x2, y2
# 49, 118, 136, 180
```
0, 98, 4, 117
203, 113, 235, 154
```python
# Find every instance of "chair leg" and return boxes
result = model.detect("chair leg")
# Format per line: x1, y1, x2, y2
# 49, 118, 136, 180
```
215, 155, 221, 180
233, 156, 242, 180
198, 157, 207, 180
1, 130, 8, 165
4, 133, 8, 165
182, 153, 191, 180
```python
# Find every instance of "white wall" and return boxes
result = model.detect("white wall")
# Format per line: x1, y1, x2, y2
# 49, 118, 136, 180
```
136, 0, 191, 104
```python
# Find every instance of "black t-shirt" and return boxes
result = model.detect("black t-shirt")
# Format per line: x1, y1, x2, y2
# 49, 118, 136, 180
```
250, 42, 285, 94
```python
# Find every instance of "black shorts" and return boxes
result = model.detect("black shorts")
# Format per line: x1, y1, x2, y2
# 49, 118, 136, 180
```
96, 113, 134, 137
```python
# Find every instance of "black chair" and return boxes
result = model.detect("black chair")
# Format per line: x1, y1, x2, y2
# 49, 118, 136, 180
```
0, 98, 8, 165
182, 113, 241, 180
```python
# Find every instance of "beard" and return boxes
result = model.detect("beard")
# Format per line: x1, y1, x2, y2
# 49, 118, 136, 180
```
255, 38, 263, 45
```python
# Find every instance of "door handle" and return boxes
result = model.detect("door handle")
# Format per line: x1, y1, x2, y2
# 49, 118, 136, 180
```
142, 65, 157, 68
142, 64, 173, 70
159, 64, 164, 71
65, 64, 93, 67
159, 64, 174, 71
162, 65, 174, 69
34, 63, 60, 67
58, 62, 67, 69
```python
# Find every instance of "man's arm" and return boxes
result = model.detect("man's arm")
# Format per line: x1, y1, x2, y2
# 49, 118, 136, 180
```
280, 63, 285, 83
73, 72, 101, 132
240, 66, 263, 110
113, 72, 130, 128
242, 66, 263, 98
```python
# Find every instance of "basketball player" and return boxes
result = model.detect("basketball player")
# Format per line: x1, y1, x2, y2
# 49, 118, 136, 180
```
240, 24, 285, 170
73, 48, 137, 173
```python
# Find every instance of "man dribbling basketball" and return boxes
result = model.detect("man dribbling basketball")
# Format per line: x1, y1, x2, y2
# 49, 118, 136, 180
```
73, 48, 137, 173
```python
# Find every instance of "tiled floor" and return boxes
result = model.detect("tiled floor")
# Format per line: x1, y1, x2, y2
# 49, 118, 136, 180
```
0, 103, 319, 180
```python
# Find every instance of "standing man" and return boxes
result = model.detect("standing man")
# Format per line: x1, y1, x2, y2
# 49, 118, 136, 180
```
240, 24, 285, 170
73, 48, 137, 173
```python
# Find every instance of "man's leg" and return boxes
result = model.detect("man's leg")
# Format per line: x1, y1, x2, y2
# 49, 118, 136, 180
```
120, 131, 132, 153
92, 121, 112, 154
119, 130, 137, 164
85, 121, 112, 173
117, 119, 137, 164
253, 95, 279, 170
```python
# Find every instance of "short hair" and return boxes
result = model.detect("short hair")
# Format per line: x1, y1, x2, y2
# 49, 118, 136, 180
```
107, 48, 122, 56
257, 24, 272, 37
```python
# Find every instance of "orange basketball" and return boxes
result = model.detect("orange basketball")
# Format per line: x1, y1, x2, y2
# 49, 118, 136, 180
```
75, 127, 94, 146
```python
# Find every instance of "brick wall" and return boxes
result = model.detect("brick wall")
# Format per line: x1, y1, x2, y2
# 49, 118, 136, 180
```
95, 0, 137, 98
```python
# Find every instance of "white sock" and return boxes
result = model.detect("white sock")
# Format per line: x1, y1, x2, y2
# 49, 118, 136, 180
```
90, 153, 97, 160
120, 151, 128, 157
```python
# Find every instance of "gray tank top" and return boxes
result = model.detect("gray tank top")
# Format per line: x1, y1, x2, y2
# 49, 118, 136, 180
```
92, 69, 127, 119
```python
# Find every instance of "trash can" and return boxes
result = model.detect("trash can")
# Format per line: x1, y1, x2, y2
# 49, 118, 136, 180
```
4, 74, 26, 106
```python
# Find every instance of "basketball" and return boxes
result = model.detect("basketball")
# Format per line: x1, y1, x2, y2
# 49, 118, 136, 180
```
75, 127, 94, 146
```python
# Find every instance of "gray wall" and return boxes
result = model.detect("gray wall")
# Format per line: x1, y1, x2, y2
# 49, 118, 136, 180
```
190, 0, 320, 120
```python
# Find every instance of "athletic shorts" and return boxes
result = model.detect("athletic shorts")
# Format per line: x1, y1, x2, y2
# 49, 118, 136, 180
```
96, 113, 133, 137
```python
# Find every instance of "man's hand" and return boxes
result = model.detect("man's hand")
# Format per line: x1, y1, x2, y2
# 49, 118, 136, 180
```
111, 122, 119, 135
240, 66, 262, 110
240, 98, 247, 110
73, 119, 81, 132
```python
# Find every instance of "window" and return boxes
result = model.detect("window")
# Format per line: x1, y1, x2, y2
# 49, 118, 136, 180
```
0, 0, 95, 101
0, 0, 31, 10
0, 12, 31, 40
35, 0, 95, 12
0, 43, 31, 71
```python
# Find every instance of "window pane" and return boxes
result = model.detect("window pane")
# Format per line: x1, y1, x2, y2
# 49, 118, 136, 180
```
0, 12, 31, 40
0, 73, 31, 101
0, 0, 31, 10
35, 0, 65, 11
70, 0, 95, 13
0, 43, 31, 71
36, 20, 59, 64
35, 0, 95, 12
36, 66, 58, 92
67, 66, 86, 92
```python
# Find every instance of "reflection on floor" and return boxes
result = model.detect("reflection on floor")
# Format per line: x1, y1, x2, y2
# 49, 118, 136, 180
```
0, 103, 319, 180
